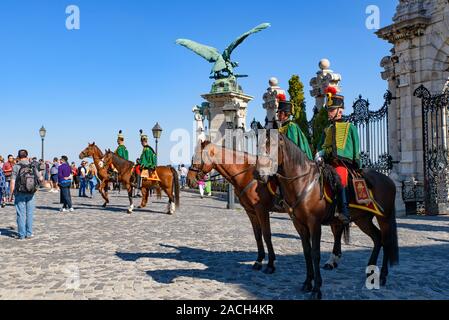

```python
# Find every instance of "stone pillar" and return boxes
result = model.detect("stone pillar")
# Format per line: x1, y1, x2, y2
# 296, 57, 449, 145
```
201, 77, 253, 145
376, 0, 449, 216
263, 77, 286, 129
310, 59, 342, 111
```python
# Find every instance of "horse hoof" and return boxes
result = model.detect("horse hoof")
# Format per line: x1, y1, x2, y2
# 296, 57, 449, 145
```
102, 203, 107, 208
323, 264, 334, 271
263, 266, 276, 275
309, 291, 322, 300
301, 282, 313, 293
252, 262, 263, 271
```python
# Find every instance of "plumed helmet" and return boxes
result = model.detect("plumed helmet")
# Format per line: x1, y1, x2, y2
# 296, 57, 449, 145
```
277, 100, 293, 114
325, 86, 344, 110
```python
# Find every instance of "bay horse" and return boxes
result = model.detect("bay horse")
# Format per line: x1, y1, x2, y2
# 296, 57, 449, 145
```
102, 150, 180, 214
79, 143, 112, 208
257, 133, 399, 300
187, 140, 349, 275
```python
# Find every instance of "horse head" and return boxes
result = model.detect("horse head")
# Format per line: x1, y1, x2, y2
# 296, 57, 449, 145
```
255, 129, 282, 183
187, 140, 215, 187
79, 142, 100, 160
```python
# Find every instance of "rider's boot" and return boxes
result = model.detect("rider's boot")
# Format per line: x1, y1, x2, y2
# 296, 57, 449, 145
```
137, 175, 142, 190
337, 187, 350, 225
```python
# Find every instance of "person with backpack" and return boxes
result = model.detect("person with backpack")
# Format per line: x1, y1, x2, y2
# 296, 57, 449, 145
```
9, 150, 42, 240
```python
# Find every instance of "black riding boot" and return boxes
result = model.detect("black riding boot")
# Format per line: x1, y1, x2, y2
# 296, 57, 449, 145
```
137, 175, 142, 190
337, 187, 350, 224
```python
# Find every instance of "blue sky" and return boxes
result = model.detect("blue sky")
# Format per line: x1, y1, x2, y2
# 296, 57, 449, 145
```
0, 0, 397, 165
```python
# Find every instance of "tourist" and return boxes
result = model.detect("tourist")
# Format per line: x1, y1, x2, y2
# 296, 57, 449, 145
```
9, 149, 42, 240
71, 162, 79, 189
50, 157, 60, 193
0, 163, 6, 208
38, 159, 46, 187
3, 155, 15, 203
87, 163, 98, 198
198, 176, 205, 199
44, 161, 50, 183
78, 161, 88, 197
58, 156, 74, 213
180, 164, 188, 189
204, 173, 212, 197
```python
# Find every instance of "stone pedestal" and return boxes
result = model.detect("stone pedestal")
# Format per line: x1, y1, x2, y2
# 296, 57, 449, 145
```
201, 77, 253, 145
376, 0, 449, 216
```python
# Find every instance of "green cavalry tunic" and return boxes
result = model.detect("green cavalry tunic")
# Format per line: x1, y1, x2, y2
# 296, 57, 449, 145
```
115, 145, 129, 161
319, 121, 361, 168
140, 146, 157, 170
279, 120, 313, 160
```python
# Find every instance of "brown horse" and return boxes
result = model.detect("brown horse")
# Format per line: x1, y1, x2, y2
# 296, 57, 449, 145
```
187, 140, 279, 274
79, 143, 111, 208
102, 150, 180, 214
257, 133, 399, 300
187, 140, 356, 275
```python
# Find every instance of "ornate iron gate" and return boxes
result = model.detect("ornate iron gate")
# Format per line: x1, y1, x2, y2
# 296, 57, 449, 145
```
414, 85, 449, 215
343, 91, 393, 175
307, 90, 393, 175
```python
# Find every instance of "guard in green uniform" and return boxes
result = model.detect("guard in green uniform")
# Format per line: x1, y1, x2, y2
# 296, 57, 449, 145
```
137, 130, 157, 189
277, 100, 313, 160
115, 130, 129, 160
315, 87, 361, 224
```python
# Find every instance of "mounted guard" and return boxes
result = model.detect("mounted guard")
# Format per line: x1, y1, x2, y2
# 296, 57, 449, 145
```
115, 130, 129, 160
277, 100, 313, 160
137, 130, 158, 189
315, 87, 361, 224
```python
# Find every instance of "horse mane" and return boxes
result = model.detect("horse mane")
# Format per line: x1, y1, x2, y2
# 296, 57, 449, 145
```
109, 152, 134, 168
280, 133, 309, 169
203, 141, 256, 166
92, 145, 105, 158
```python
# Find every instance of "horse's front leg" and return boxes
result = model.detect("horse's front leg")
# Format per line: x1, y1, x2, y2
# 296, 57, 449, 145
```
256, 206, 276, 274
246, 211, 265, 271
124, 183, 134, 214
310, 224, 323, 300
324, 222, 344, 270
292, 219, 314, 293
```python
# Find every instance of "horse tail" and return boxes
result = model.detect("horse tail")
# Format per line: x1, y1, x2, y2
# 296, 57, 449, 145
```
170, 166, 180, 208
387, 207, 400, 266
343, 223, 351, 245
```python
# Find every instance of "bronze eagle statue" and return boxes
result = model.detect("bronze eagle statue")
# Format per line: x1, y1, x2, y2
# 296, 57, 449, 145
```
176, 23, 271, 79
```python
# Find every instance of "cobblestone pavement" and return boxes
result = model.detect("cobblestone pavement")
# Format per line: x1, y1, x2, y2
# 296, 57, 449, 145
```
0, 189, 448, 300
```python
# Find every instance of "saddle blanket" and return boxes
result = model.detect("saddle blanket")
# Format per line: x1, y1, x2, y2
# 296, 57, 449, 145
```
324, 184, 384, 217
141, 169, 161, 182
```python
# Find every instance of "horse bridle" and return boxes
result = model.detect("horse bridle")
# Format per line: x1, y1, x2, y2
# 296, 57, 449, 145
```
190, 147, 259, 198
274, 136, 320, 214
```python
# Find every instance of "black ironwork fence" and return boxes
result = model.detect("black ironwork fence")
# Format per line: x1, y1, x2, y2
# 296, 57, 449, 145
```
414, 85, 449, 215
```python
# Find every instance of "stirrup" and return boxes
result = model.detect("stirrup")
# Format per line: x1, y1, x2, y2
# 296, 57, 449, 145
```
337, 213, 350, 225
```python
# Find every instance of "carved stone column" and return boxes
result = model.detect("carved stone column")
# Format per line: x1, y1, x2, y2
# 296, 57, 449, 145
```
310, 59, 342, 112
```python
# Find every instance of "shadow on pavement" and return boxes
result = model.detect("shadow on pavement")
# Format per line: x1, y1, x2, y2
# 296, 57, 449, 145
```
116, 242, 449, 300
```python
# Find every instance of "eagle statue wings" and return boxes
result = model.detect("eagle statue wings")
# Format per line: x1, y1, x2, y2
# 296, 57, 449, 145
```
176, 23, 271, 79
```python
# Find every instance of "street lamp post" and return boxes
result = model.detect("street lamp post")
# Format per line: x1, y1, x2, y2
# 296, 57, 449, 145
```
152, 122, 163, 157
223, 105, 239, 210
39, 126, 47, 161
